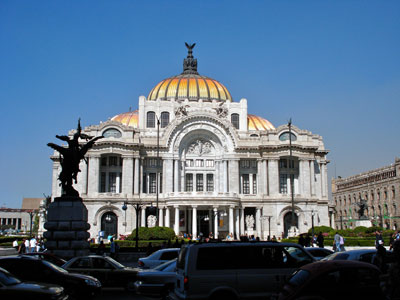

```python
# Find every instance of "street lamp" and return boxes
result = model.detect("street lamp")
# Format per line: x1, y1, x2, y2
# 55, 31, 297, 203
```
156, 116, 160, 225
288, 119, 295, 228
122, 201, 143, 250
25, 210, 36, 238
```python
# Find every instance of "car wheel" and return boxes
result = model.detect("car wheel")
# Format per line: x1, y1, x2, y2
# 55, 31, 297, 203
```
125, 281, 136, 292
209, 291, 238, 300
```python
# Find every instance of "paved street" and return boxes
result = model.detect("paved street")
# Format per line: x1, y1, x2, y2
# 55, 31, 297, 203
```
97, 288, 160, 300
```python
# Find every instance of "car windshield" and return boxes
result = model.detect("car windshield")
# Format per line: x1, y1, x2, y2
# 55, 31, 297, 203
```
288, 269, 310, 287
42, 260, 68, 273
0, 269, 21, 286
105, 257, 125, 269
324, 252, 349, 260
155, 259, 177, 271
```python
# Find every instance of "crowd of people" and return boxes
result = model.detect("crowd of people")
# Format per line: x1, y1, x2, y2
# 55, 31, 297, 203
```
13, 236, 45, 254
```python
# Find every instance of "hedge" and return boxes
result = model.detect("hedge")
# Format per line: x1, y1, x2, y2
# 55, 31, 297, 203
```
127, 227, 176, 241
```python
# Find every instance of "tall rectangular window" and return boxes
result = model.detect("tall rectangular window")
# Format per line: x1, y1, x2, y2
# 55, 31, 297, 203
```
231, 113, 240, 129
252, 174, 257, 194
143, 175, 147, 193
100, 172, 106, 192
279, 159, 287, 168
161, 112, 169, 128
186, 174, 193, 192
207, 174, 214, 192
280, 174, 288, 194
159, 173, 162, 193
147, 111, 155, 128
196, 159, 204, 167
149, 173, 156, 193
109, 156, 118, 166
196, 174, 204, 192
109, 172, 116, 193
206, 160, 214, 167
242, 174, 250, 194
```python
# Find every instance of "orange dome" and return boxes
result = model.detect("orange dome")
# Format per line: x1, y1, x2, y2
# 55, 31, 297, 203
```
248, 114, 275, 131
111, 110, 138, 128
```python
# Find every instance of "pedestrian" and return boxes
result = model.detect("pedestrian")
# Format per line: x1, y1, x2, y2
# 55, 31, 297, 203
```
96, 240, 106, 256
387, 240, 400, 298
304, 234, 311, 247
339, 235, 345, 251
390, 233, 396, 251
372, 245, 388, 274
110, 238, 116, 259
376, 231, 384, 249
29, 237, 37, 253
24, 238, 30, 253
272, 235, 277, 242
317, 232, 324, 248
334, 232, 341, 252
312, 234, 318, 247
298, 234, 305, 247
18, 239, 26, 254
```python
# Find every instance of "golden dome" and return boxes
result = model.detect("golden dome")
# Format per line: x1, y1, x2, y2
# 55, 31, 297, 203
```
111, 110, 138, 128
248, 114, 275, 131
148, 43, 232, 102
148, 74, 232, 102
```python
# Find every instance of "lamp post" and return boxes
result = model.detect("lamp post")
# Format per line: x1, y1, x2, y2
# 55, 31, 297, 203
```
288, 119, 295, 228
156, 116, 160, 225
26, 210, 36, 238
122, 201, 143, 250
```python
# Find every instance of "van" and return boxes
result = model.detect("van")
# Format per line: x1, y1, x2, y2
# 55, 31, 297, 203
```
170, 242, 315, 300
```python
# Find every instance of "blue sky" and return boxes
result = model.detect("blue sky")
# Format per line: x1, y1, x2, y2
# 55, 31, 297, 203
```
1, 1, 399, 208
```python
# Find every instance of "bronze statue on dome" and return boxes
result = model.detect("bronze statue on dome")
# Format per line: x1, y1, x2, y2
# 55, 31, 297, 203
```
47, 119, 103, 197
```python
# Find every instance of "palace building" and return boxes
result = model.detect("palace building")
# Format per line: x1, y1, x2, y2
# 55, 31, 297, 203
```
49, 45, 331, 239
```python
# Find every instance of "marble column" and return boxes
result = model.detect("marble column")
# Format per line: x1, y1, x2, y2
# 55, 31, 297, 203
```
322, 163, 328, 198
159, 207, 164, 227
256, 207, 261, 238
235, 208, 240, 240
181, 161, 185, 193
116, 173, 121, 193
174, 160, 179, 192
165, 159, 173, 193
192, 206, 197, 239
208, 209, 212, 234
229, 160, 239, 194
88, 156, 100, 196
174, 206, 180, 235
165, 207, 170, 228
214, 207, 219, 239
263, 159, 268, 195
122, 156, 133, 196
310, 160, 315, 196
134, 158, 140, 195
223, 160, 228, 193
215, 161, 220, 193
268, 159, 279, 196
240, 208, 245, 235
257, 160, 262, 195
77, 159, 88, 195
229, 206, 234, 236
249, 173, 254, 194
303, 159, 311, 197
141, 207, 146, 227
139, 158, 144, 195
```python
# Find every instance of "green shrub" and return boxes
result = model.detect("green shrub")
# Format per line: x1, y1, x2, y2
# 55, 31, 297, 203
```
307, 226, 334, 235
127, 226, 176, 241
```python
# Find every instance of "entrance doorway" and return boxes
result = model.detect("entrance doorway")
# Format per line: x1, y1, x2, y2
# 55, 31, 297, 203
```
198, 210, 210, 238
101, 212, 118, 238
283, 212, 298, 238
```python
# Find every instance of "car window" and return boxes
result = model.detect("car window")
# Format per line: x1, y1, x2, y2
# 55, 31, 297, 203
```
41, 260, 68, 273
105, 257, 125, 269
92, 258, 114, 269
360, 252, 375, 263
288, 269, 310, 287
0, 269, 20, 286
155, 259, 177, 271
160, 251, 179, 260
71, 257, 91, 268
283, 246, 314, 266
177, 247, 188, 270
197, 247, 236, 270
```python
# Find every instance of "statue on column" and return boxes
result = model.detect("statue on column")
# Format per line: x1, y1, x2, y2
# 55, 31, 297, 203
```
47, 119, 103, 197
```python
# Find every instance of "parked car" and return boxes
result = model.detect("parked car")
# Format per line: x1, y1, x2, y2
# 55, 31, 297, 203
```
134, 258, 177, 298
0, 266, 68, 299
322, 249, 378, 264
278, 260, 384, 300
0, 255, 101, 299
170, 242, 315, 300
138, 248, 180, 269
62, 255, 139, 290
305, 248, 334, 261
22, 252, 67, 267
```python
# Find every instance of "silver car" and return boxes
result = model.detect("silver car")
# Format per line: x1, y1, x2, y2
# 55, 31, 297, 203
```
134, 258, 177, 298
138, 248, 180, 269
321, 249, 378, 263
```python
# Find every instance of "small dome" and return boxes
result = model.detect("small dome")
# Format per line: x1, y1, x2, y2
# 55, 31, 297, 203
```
248, 114, 275, 131
111, 110, 138, 128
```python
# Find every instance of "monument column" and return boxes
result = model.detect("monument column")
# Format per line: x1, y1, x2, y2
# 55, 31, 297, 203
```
88, 155, 100, 196
134, 157, 140, 195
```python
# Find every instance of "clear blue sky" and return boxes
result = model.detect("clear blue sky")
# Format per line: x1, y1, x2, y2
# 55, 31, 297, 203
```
1, 1, 399, 208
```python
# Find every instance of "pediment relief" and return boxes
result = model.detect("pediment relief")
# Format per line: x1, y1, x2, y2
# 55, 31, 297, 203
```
186, 139, 214, 156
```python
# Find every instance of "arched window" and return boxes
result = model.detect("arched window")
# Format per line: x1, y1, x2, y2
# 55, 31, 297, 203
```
279, 132, 297, 142
147, 111, 155, 128
231, 113, 239, 129
161, 112, 169, 128
103, 128, 122, 138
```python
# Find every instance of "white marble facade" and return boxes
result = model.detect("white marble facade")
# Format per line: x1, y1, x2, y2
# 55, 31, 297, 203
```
50, 49, 331, 240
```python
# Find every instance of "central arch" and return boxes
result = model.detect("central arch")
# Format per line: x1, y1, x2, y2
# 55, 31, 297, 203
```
283, 212, 298, 238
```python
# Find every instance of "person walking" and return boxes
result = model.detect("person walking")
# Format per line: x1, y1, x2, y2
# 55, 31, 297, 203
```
110, 238, 116, 259
376, 231, 384, 249
317, 232, 324, 248
18, 239, 26, 254
298, 234, 305, 247
334, 232, 341, 252
13, 239, 19, 251
30, 237, 37, 253
24, 238, 30, 253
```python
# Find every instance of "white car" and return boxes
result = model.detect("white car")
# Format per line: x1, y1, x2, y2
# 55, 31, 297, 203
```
138, 248, 180, 269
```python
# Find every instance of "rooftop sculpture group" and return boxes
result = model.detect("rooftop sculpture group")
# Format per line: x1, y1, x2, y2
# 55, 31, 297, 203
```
47, 119, 103, 197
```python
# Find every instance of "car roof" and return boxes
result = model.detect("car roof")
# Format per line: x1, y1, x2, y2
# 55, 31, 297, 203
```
299, 260, 380, 275
184, 242, 300, 248
1, 255, 40, 261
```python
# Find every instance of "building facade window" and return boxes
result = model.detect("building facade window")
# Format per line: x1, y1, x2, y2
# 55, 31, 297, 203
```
196, 174, 204, 192
186, 174, 193, 192
280, 174, 288, 194
242, 174, 250, 194
149, 173, 156, 194
161, 112, 169, 128
252, 174, 257, 194
231, 113, 239, 129
206, 174, 214, 192
99, 155, 122, 193
147, 111, 155, 128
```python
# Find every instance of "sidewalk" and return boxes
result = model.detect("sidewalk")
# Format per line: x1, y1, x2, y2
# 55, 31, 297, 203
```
0, 247, 17, 256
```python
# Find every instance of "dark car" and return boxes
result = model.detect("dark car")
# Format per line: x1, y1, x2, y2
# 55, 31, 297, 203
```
62, 255, 139, 290
0, 256, 101, 299
22, 252, 67, 266
305, 248, 334, 261
0, 266, 68, 299
134, 258, 177, 297
278, 260, 384, 300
